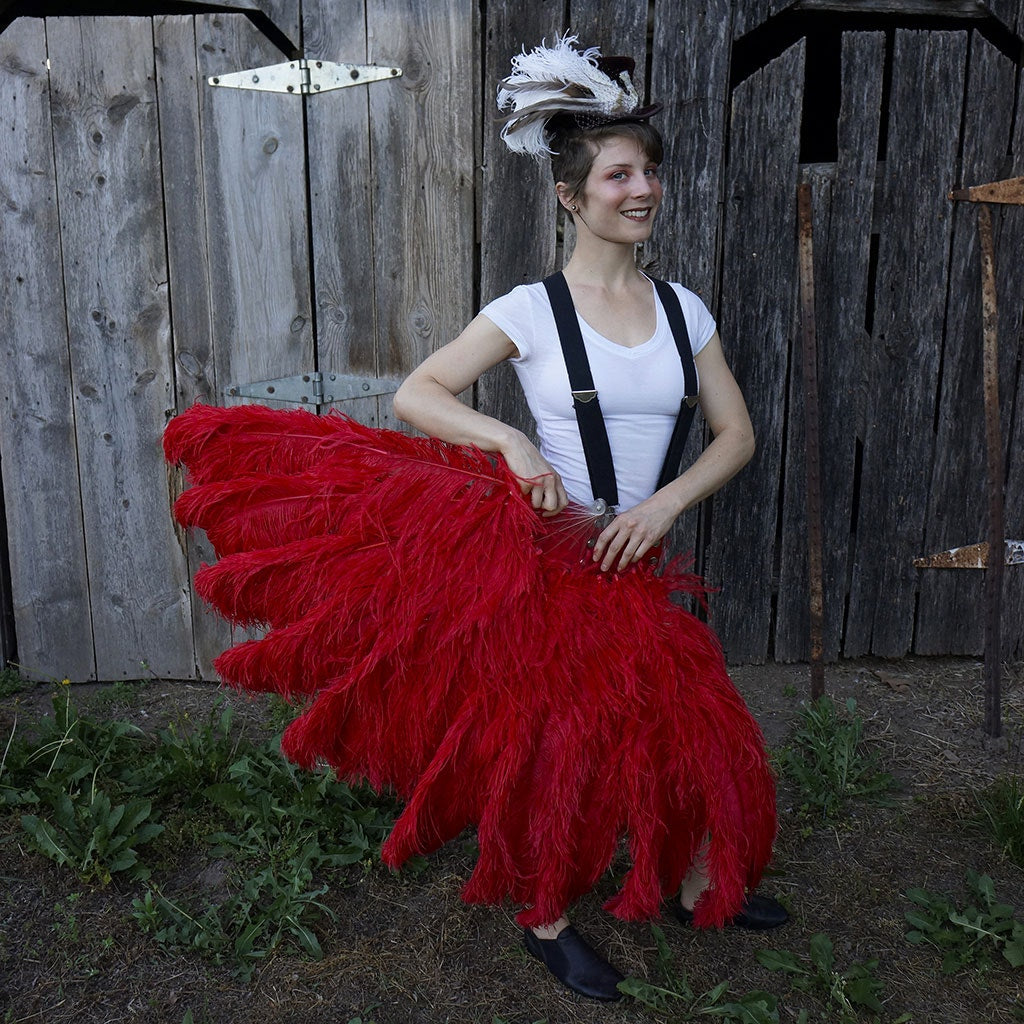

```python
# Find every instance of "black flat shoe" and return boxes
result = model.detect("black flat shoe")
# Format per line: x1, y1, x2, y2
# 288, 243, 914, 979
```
523, 925, 624, 1001
670, 893, 789, 931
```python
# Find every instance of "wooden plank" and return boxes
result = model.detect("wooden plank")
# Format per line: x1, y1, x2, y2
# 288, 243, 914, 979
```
791, 0, 990, 15
172, 0, 301, 51
997, 67, 1024, 663
302, 0, 380, 427
775, 33, 885, 662
154, 15, 229, 679
707, 39, 806, 663
0, 497, 15, 667
569, 0, 647, 58
845, 29, 967, 657
650, 0, 735, 563
733, 0, 794, 38
192, 14, 310, 676
365, 0, 476, 429
196, 13, 314, 410
47, 16, 193, 679
916, 32, 1015, 655
0, 17, 94, 680
476, 3, 562, 438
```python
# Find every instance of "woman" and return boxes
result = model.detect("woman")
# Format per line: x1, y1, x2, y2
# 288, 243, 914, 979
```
164, 34, 784, 1007
391, 35, 786, 1000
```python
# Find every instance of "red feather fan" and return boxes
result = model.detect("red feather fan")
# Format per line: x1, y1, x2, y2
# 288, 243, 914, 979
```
164, 403, 777, 928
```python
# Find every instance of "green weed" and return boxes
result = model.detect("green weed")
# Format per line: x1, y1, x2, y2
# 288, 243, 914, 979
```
3, 692, 162, 881
2, 686, 397, 977
145, 701, 243, 801
133, 732, 395, 977
0, 666, 27, 698
779, 696, 893, 821
619, 924, 779, 1020
977, 774, 1024, 868
87, 678, 147, 712
21, 789, 162, 883
757, 933, 890, 1022
905, 871, 1024, 974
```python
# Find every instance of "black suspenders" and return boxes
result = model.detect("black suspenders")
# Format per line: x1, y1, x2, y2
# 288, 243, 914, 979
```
541, 272, 700, 510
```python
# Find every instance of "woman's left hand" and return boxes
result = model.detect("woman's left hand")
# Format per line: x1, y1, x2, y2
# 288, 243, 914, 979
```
592, 491, 682, 572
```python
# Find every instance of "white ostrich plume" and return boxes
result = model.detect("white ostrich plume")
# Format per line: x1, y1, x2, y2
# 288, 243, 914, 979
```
497, 32, 640, 157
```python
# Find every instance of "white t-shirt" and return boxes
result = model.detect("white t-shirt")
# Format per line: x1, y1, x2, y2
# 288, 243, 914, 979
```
480, 277, 716, 510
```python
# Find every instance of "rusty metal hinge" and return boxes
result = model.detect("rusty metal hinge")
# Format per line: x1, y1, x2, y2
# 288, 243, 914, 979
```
208, 59, 402, 94
226, 372, 402, 406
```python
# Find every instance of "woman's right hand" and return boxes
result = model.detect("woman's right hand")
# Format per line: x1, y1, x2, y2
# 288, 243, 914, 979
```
500, 431, 568, 516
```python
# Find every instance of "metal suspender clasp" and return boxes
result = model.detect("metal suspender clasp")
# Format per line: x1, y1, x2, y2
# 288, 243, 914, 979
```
686, 395, 699, 408
572, 389, 598, 403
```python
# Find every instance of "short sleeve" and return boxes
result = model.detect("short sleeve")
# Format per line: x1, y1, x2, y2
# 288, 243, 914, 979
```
670, 283, 717, 357
479, 285, 534, 360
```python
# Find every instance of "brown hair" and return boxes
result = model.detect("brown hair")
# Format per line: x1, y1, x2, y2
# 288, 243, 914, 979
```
548, 120, 664, 202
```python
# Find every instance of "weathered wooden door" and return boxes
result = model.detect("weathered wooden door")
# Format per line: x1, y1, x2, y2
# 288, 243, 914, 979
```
704, 20, 1024, 664
0, 4, 474, 681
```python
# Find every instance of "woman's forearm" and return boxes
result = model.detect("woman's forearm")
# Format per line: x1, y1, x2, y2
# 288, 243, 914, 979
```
393, 375, 523, 453
661, 424, 755, 516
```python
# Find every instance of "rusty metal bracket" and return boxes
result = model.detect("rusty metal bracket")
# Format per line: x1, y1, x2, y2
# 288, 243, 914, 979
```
948, 176, 1024, 205
914, 540, 1024, 569
936, 176, 1024, 738
797, 181, 826, 699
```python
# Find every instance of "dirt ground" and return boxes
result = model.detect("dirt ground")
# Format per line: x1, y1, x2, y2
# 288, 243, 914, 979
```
1, 656, 1022, 1024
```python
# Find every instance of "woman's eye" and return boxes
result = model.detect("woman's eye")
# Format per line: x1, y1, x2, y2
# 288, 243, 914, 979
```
645, 167, 659, 177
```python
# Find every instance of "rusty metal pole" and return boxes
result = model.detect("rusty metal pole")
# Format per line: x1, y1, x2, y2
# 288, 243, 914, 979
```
797, 182, 825, 699
978, 205, 1003, 739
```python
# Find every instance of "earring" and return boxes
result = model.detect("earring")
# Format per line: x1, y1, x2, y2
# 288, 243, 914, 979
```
570, 204, 578, 213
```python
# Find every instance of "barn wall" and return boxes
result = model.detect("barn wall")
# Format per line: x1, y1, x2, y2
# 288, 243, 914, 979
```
1, 0, 1022, 678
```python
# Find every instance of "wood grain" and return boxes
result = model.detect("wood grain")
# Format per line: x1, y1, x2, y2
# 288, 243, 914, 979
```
0, 17, 94, 680
845, 29, 966, 657
915, 33, 1015, 655
365, 0, 476, 431
708, 39, 806, 663
155, 15, 232, 678
996, 62, 1024, 662
48, 16, 193, 678
650, 0, 736, 563
173, 0, 301, 51
196, 13, 314, 409
569, 0, 647, 58
775, 32, 885, 661
302, 0, 382, 427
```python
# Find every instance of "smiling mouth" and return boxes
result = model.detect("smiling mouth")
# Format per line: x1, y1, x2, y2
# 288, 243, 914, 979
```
621, 209, 652, 221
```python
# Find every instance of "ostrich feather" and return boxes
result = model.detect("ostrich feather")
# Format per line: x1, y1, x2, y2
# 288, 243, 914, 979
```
165, 403, 778, 928
496, 32, 640, 156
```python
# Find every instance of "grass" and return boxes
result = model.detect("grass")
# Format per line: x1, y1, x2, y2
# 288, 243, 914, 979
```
977, 773, 1024, 868
778, 695, 894, 822
1, 683, 398, 979
2, 660, 1023, 1023
619, 924, 779, 1020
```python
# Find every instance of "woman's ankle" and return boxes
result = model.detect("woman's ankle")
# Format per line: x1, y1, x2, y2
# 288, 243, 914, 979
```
531, 916, 570, 940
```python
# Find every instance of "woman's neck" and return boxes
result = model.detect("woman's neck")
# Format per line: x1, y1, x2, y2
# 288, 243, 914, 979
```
562, 237, 644, 290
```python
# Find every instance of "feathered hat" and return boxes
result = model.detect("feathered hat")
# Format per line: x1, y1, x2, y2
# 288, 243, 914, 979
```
497, 33, 660, 157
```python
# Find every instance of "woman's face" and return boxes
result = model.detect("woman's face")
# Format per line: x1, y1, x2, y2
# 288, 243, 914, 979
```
565, 136, 662, 244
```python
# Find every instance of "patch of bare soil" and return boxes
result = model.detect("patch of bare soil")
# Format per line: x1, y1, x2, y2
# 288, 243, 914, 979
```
1, 657, 1022, 1024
